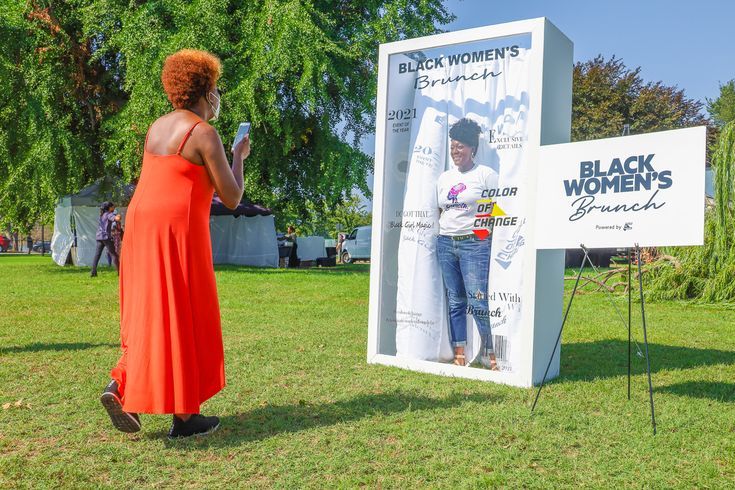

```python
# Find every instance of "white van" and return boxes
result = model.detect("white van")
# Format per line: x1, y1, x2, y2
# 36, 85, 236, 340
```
340, 226, 371, 264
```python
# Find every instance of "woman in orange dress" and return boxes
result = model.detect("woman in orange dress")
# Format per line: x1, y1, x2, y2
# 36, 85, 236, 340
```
100, 49, 250, 439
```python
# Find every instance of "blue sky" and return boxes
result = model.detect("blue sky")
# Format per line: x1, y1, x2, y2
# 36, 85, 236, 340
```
444, 0, 734, 105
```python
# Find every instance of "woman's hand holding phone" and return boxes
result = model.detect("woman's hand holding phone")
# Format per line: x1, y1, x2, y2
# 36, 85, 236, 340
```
233, 133, 250, 162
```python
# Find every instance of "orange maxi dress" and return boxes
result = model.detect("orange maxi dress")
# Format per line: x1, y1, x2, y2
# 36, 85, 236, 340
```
111, 121, 225, 414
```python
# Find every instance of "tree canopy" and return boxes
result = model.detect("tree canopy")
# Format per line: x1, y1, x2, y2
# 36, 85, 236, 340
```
707, 79, 735, 127
572, 55, 710, 141
0, 0, 453, 232
642, 77, 735, 302
292, 193, 371, 237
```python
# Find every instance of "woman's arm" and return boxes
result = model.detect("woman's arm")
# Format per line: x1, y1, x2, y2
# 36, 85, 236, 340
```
196, 123, 250, 209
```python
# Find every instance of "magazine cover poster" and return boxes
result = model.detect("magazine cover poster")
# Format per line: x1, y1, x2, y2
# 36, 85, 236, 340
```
381, 34, 532, 374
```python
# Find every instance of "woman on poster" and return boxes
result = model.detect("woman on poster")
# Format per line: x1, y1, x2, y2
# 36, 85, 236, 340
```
436, 118, 498, 370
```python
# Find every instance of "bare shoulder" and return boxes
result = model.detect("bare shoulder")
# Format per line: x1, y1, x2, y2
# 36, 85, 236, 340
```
149, 112, 200, 136
191, 121, 222, 148
186, 120, 227, 167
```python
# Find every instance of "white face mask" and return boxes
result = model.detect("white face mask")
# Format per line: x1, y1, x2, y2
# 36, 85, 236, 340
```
207, 90, 221, 120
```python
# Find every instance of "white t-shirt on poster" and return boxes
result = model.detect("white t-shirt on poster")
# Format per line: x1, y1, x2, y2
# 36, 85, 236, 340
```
436, 163, 497, 236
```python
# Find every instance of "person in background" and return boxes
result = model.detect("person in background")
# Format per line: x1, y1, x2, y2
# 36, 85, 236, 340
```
105, 210, 119, 266
90, 201, 121, 277
101, 48, 249, 439
285, 225, 299, 268
436, 117, 499, 370
336, 232, 345, 262
106, 229, 113, 267
26, 235, 32, 254
110, 210, 124, 259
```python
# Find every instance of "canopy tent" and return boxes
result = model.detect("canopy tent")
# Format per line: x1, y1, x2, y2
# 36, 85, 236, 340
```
209, 198, 278, 267
52, 180, 278, 268
295, 236, 327, 261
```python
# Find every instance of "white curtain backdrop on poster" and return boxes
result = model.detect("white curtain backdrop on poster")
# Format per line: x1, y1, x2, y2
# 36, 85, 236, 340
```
395, 101, 454, 362
394, 35, 533, 368
368, 18, 573, 387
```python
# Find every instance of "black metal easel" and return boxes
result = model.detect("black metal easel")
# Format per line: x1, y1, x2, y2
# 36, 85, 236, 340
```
531, 243, 657, 435
635, 245, 657, 434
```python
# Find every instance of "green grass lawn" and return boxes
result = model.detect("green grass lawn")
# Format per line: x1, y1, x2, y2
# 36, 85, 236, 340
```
1, 255, 734, 488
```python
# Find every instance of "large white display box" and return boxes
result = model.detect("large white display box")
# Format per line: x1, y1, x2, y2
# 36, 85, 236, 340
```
367, 18, 573, 387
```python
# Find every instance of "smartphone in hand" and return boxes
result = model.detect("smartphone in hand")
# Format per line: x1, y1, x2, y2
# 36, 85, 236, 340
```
232, 122, 251, 152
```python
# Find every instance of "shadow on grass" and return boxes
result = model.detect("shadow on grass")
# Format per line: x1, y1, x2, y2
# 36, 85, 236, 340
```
42, 264, 371, 275
159, 391, 501, 447
214, 264, 370, 275
0, 342, 117, 355
658, 381, 735, 403
558, 340, 735, 381
43, 265, 115, 275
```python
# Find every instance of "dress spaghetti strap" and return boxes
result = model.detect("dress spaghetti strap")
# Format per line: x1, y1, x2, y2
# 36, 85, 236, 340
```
176, 121, 203, 155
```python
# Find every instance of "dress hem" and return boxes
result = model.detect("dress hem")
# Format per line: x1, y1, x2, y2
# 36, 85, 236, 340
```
122, 381, 225, 414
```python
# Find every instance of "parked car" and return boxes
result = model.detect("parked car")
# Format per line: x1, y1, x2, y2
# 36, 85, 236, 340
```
32, 240, 51, 253
341, 226, 372, 264
0, 235, 11, 252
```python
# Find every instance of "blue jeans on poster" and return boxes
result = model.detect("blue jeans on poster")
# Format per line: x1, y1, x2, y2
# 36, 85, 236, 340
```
437, 235, 493, 353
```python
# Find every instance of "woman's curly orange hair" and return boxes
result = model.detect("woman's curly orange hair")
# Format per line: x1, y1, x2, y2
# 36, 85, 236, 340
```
161, 49, 222, 109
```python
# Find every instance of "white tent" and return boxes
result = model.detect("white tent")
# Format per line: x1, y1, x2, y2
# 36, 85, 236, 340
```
295, 236, 327, 261
52, 181, 278, 268
51, 179, 133, 267
209, 199, 278, 267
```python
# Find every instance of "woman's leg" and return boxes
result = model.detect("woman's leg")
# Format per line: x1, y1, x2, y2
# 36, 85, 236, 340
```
90, 240, 106, 276
109, 291, 129, 403
104, 325, 141, 432
458, 237, 498, 369
437, 236, 468, 363
103, 239, 120, 272
288, 243, 298, 267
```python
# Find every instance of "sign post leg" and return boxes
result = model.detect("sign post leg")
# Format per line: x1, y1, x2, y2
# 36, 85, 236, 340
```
532, 245, 590, 412
636, 244, 657, 435
628, 248, 632, 400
